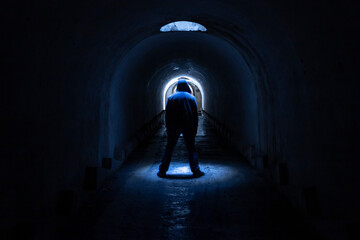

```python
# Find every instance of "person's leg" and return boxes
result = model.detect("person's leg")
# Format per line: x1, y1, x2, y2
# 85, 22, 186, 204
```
158, 129, 180, 174
183, 129, 202, 174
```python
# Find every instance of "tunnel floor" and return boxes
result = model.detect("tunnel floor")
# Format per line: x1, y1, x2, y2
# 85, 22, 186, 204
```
60, 116, 320, 240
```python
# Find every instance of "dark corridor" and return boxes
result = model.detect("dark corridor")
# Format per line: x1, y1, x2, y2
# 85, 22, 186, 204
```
59, 117, 320, 240
1, 1, 360, 240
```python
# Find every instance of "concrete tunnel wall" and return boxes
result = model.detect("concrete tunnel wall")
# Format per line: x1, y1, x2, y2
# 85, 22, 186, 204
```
1, 0, 359, 239
107, 31, 261, 158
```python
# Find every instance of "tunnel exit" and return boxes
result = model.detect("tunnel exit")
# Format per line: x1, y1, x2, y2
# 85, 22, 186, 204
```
163, 76, 204, 112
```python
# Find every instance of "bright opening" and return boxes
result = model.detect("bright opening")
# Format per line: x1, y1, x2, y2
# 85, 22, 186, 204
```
160, 21, 207, 32
163, 76, 205, 110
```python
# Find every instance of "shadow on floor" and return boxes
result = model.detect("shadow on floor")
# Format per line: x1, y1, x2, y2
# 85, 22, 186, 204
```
161, 173, 204, 179
56, 116, 323, 240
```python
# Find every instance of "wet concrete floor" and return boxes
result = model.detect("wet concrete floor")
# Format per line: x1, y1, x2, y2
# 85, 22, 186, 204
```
61, 116, 321, 240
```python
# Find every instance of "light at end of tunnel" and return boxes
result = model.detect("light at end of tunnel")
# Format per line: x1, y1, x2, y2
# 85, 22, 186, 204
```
163, 75, 205, 110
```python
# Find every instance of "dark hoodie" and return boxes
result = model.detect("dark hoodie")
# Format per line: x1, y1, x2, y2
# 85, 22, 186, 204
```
165, 79, 198, 132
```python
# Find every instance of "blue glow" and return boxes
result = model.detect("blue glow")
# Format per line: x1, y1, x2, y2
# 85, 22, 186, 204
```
160, 21, 207, 32
168, 166, 192, 175
134, 162, 240, 182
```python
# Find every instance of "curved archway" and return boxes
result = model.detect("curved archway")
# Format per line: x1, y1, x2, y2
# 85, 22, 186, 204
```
162, 75, 205, 110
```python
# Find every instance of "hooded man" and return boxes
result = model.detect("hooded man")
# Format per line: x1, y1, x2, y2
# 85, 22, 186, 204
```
157, 78, 204, 178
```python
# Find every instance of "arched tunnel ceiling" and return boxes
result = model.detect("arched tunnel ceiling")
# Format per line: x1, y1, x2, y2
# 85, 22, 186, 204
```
3, 0, 300, 155
80, 0, 297, 151
71, 0, 280, 84
108, 30, 261, 149
109, 31, 258, 122
65, 0, 289, 123
113, 31, 255, 95
2, 2, 360, 239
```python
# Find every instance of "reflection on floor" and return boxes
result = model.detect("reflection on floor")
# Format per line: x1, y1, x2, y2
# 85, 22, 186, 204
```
60, 116, 321, 240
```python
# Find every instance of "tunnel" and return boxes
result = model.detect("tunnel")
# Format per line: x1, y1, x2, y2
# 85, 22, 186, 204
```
1, 0, 359, 239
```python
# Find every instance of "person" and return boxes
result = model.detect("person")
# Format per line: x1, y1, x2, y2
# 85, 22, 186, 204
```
157, 78, 205, 178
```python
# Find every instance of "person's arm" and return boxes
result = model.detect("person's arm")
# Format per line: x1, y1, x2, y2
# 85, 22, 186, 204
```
192, 98, 198, 134
165, 98, 170, 129
165, 97, 177, 131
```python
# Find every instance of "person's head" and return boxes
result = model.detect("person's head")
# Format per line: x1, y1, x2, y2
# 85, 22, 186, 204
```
176, 78, 191, 93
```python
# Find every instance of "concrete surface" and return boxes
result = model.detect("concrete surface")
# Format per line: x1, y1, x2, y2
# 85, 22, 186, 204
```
58, 117, 321, 240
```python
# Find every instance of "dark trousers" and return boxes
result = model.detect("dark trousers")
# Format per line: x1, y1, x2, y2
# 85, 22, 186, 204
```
159, 128, 200, 173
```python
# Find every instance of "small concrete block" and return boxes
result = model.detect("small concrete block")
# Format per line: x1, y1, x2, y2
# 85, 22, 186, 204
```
7, 221, 35, 240
57, 190, 75, 216
114, 147, 122, 161
262, 154, 269, 168
122, 150, 126, 161
303, 187, 321, 216
251, 145, 256, 159
347, 223, 360, 240
102, 157, 112, 169
279, 163, 289, 185
84, 167, 97, 190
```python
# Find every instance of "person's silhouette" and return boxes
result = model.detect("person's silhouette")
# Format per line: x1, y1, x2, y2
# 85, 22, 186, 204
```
157, 78, 204, 178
